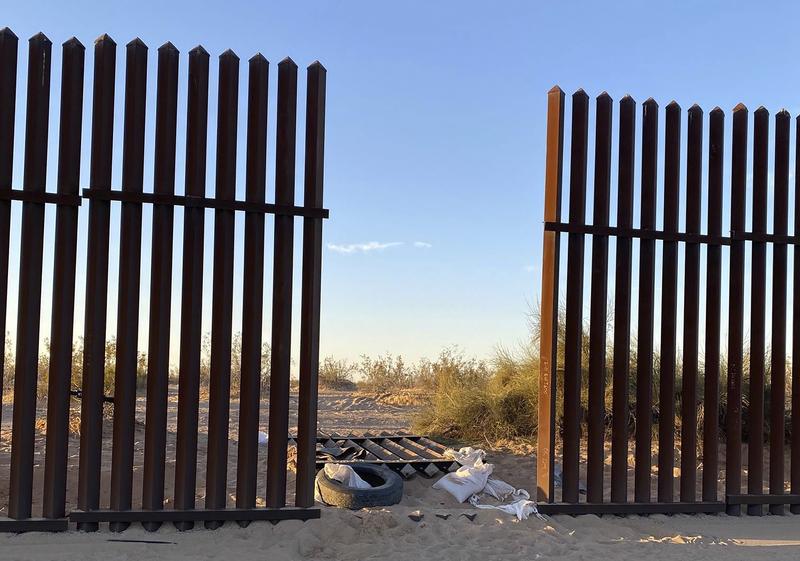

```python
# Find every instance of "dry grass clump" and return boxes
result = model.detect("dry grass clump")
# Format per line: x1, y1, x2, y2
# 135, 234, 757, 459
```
412, 345, 537, 442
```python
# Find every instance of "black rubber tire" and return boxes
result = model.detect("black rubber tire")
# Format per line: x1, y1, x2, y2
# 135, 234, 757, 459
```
315, 464, 403, 509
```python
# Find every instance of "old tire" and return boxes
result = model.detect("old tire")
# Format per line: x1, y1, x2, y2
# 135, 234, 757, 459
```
315, 464, 403, 509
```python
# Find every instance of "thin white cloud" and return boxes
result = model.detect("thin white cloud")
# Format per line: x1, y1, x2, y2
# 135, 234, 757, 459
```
413, 241, 433, 248
327, 241, 403, 254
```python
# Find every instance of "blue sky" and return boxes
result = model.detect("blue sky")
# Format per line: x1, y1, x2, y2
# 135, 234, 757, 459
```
3, 1, 800, 369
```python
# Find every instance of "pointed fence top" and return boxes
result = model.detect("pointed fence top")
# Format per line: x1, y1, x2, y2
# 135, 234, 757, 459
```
643, 97, 658, 107
189, 44, 209, 57
666, 100, 681, 110
0, 27, 18, 40
754, 105, 769, 116
620, 94, 636, 104
710, 106, 724, 115
776, 108, 790, 120
94, 33, 116, 46
127, 37, 147, 50
279, 56, 297, 67
63, 36, 85, 50
249, 52, 267, 64
597, 91, 611, 101
548, 84, 563, 95
572, 88, 588, 99
732, 102, 748, 112
158, 41, 178, 53
30, 31, 51, 45
220, 48, 239, 60
308, 60, 326, 72
688, 103, 702, 113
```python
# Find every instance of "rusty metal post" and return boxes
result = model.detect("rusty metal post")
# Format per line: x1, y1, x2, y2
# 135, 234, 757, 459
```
658, 101, 680, 503
109, 38, 148, 532
9, 31, 52, 521
681, 104, 703, 503
703, 107, 724, 503
42, 36, 85, 520
267, 57, 298, 508
296, 61, 327, 508
561, 89, 588, 504
142, 41, 179, 531
585, 92, 612, 504
727, 103, 748, 516
205, 49, 239, 529
536, 86, 564, 503
174, 45, 209, 531
635, 98, 658, 504
0, 28, 17, 425
769, 109, 789, 515
611, 95, 635, 503
77, 33, 115, 532
236, 54, 269, 515
748, 106, 769, 516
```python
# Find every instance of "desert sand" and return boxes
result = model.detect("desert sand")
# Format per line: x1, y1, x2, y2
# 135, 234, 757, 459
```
0, 389, 799, 560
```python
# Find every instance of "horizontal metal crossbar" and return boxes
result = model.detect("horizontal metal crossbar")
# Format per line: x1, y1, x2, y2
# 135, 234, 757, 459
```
546, 221, 800, 245
537, 502, 726, 515
82, 189, 329, 218
0, 189, 82, 206
0, 517, 70, 533
726, 494, 800, 505
68, 507, 320, 524
544, 222, 731, 245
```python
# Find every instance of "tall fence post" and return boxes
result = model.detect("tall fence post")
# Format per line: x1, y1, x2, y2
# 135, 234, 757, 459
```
586, 92, 611, 504
296, 61, 327, 508
770, 109, 789, 515
267, 57, 298, 508
681, 103, 703, 503
236, 53, 269, 515
174, 45, 210, 531
0, 27, 17, 426
536, 86, 564, 503
141, 40, 179, 531
726, 103, 748, 516
561, 89, 588, 504
42, 36, 85, 520
77, 33, 115, 532
611, 95, 635, 504
9, 31, 51, 521
658, 100, 680, 504
703, 107, 724, 503
635, 98, 658, 504
109, 37, 148, 532
205, 49, 239, 529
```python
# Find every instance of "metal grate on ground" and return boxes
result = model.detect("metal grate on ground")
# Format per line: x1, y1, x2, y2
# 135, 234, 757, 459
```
290, 432, 457, 479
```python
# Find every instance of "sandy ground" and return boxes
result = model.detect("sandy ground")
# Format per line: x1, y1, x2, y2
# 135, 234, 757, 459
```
0, 389, 799, 560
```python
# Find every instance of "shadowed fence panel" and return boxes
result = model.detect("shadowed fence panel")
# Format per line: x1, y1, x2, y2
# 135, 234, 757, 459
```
0, 28, 327, 533
538, 86, 800, 515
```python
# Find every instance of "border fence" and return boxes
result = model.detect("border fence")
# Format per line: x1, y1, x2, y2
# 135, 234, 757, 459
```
537, 85, 800, 515
0, 29, 327, 531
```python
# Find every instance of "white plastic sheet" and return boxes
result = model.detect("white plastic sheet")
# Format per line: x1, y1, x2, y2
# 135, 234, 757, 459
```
434, 447, 543, 521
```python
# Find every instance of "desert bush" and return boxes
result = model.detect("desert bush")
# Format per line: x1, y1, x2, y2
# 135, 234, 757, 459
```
357, 353, 414, 391
318, 356, 357, 390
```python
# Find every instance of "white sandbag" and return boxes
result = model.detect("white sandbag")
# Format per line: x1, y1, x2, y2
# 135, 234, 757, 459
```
432, 459, 493, 503
435, 446, 542, 520
443, 446, 486, 466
